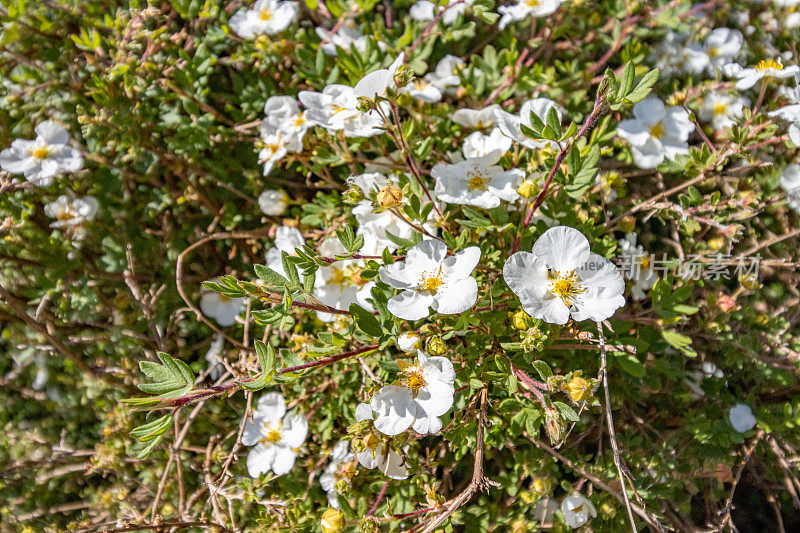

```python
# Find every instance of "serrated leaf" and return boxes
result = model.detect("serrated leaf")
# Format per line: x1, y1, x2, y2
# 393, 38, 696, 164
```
254, 264, 289, 286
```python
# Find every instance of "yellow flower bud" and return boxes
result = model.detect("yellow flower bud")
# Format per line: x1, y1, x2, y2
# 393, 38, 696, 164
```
532, 477, 552, 495
512, 310, 530, 330
707, 237, 725, 251
376, 185, 404, 209
564, 374, 592, 403
321, 508, 345, 533
517, 179, 539, 199
426, 337, 446, 356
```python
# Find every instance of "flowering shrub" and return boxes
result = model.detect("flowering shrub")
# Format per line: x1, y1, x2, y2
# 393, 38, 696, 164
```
2, 1, 800, 532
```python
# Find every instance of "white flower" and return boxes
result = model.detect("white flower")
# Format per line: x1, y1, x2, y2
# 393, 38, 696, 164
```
701, 28, 743, 71
353, 403, 409, 479
44, 195, 98, 228
368, 351, 455, 435
0, 121, 83, 186
353, 53, 405, 99
299, 84, 386, 138
315, 237, 375, 321
432, 150, 522, 208
617, 97, 694, 169
397, 332, 422, 353
648, 32, 696, 78
316, 24, 369, 56
452, 105, 502, 129
229, 0, 298, 39
780, 164, 800, 215
495, 98, 562, 151
723, 59, 800, 90
560, 494, 597, 529
617, 233, 657, 301
379, 240, 481, 321
200, 281, 246, 326
243, 392, 308, 477
261, 95, 309, 147
427, 55, 469, 89
728, 403, 756, 433
259, 132, 290, 176
504, 226, 626, 325
462, 128, 512, 158
498, 0, 563, 30
410, 0, 471, 24
319, 441, 356, 508
403, 76, 443, 103
258, 190, 288, 216
768, 104, 800, 147
697, 91, 748, 130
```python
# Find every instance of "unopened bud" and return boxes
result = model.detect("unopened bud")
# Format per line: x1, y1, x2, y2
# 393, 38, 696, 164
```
545, 407, 564, 444
512, 309, 530, 330
532, 477, 552, 495
517, 179, 539, 199
376, 185, 404, 209
397, 332, 422, 353
359, 516, 381, 533
362, 432, 380, 450
426, 337, 446, 356
344, 185, 366, 204
564, 373, 592, 403
321, 508, 345, 533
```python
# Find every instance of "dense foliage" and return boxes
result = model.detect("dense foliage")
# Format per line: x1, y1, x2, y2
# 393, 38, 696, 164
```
1, 0, 800, 532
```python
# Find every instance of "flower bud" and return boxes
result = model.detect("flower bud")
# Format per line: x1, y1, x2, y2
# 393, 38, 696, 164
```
426, 337, 447, 356
397, 332, 422, 353
344, 185, 366, 204
321, 508, 345, 533
257, 190, 288, 216
359, 516, 381, 533
517, 179, 539, 199
564, 373, 592, 403
545, 407, 564, 444
532, 476, 552, 495
376, 185, 404, 209
512, 309, 529, 330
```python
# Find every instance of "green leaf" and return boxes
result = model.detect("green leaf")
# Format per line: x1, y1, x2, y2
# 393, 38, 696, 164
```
625, 68, 659, 104
531, 360, 553, 380
349, 303, 383, 337
255, 340, 276, 373
613, 352, 646, 378
617, 61, 635, 100
137, 352, 194, 398
254, 264, 289, 286
554, 401, 580, 422
130, 414, 172, 441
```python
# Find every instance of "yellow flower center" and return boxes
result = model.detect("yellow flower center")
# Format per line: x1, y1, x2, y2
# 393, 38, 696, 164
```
259, 7, 273, 20
526, 0, 540, 7
415, 80, 427, 90
649, 122, 664, 139
218, 294, 232, 303
708, 47, 719, 58
29, 146, 51, 160
548, 269, 585, 305
56, 207, 75, 222
639, 255, 651, 270
419, 267, 445, 295
261, 421, 282, 444
713, 102, 728, 116
755, 59, 782, 71
466, 169, 488, 191
331, 104, 345, 114
293, 115, 306, 127
406, 370, 426, 391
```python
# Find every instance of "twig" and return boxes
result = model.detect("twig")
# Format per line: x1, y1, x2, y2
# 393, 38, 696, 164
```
597, 321, 638, 533
419, 388, 496, 533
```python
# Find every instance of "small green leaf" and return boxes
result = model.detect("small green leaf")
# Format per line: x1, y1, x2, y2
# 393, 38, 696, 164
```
349, 303, 383, 337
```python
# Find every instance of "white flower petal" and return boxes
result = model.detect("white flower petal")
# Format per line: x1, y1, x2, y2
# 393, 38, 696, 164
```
530, 226, 591, 272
